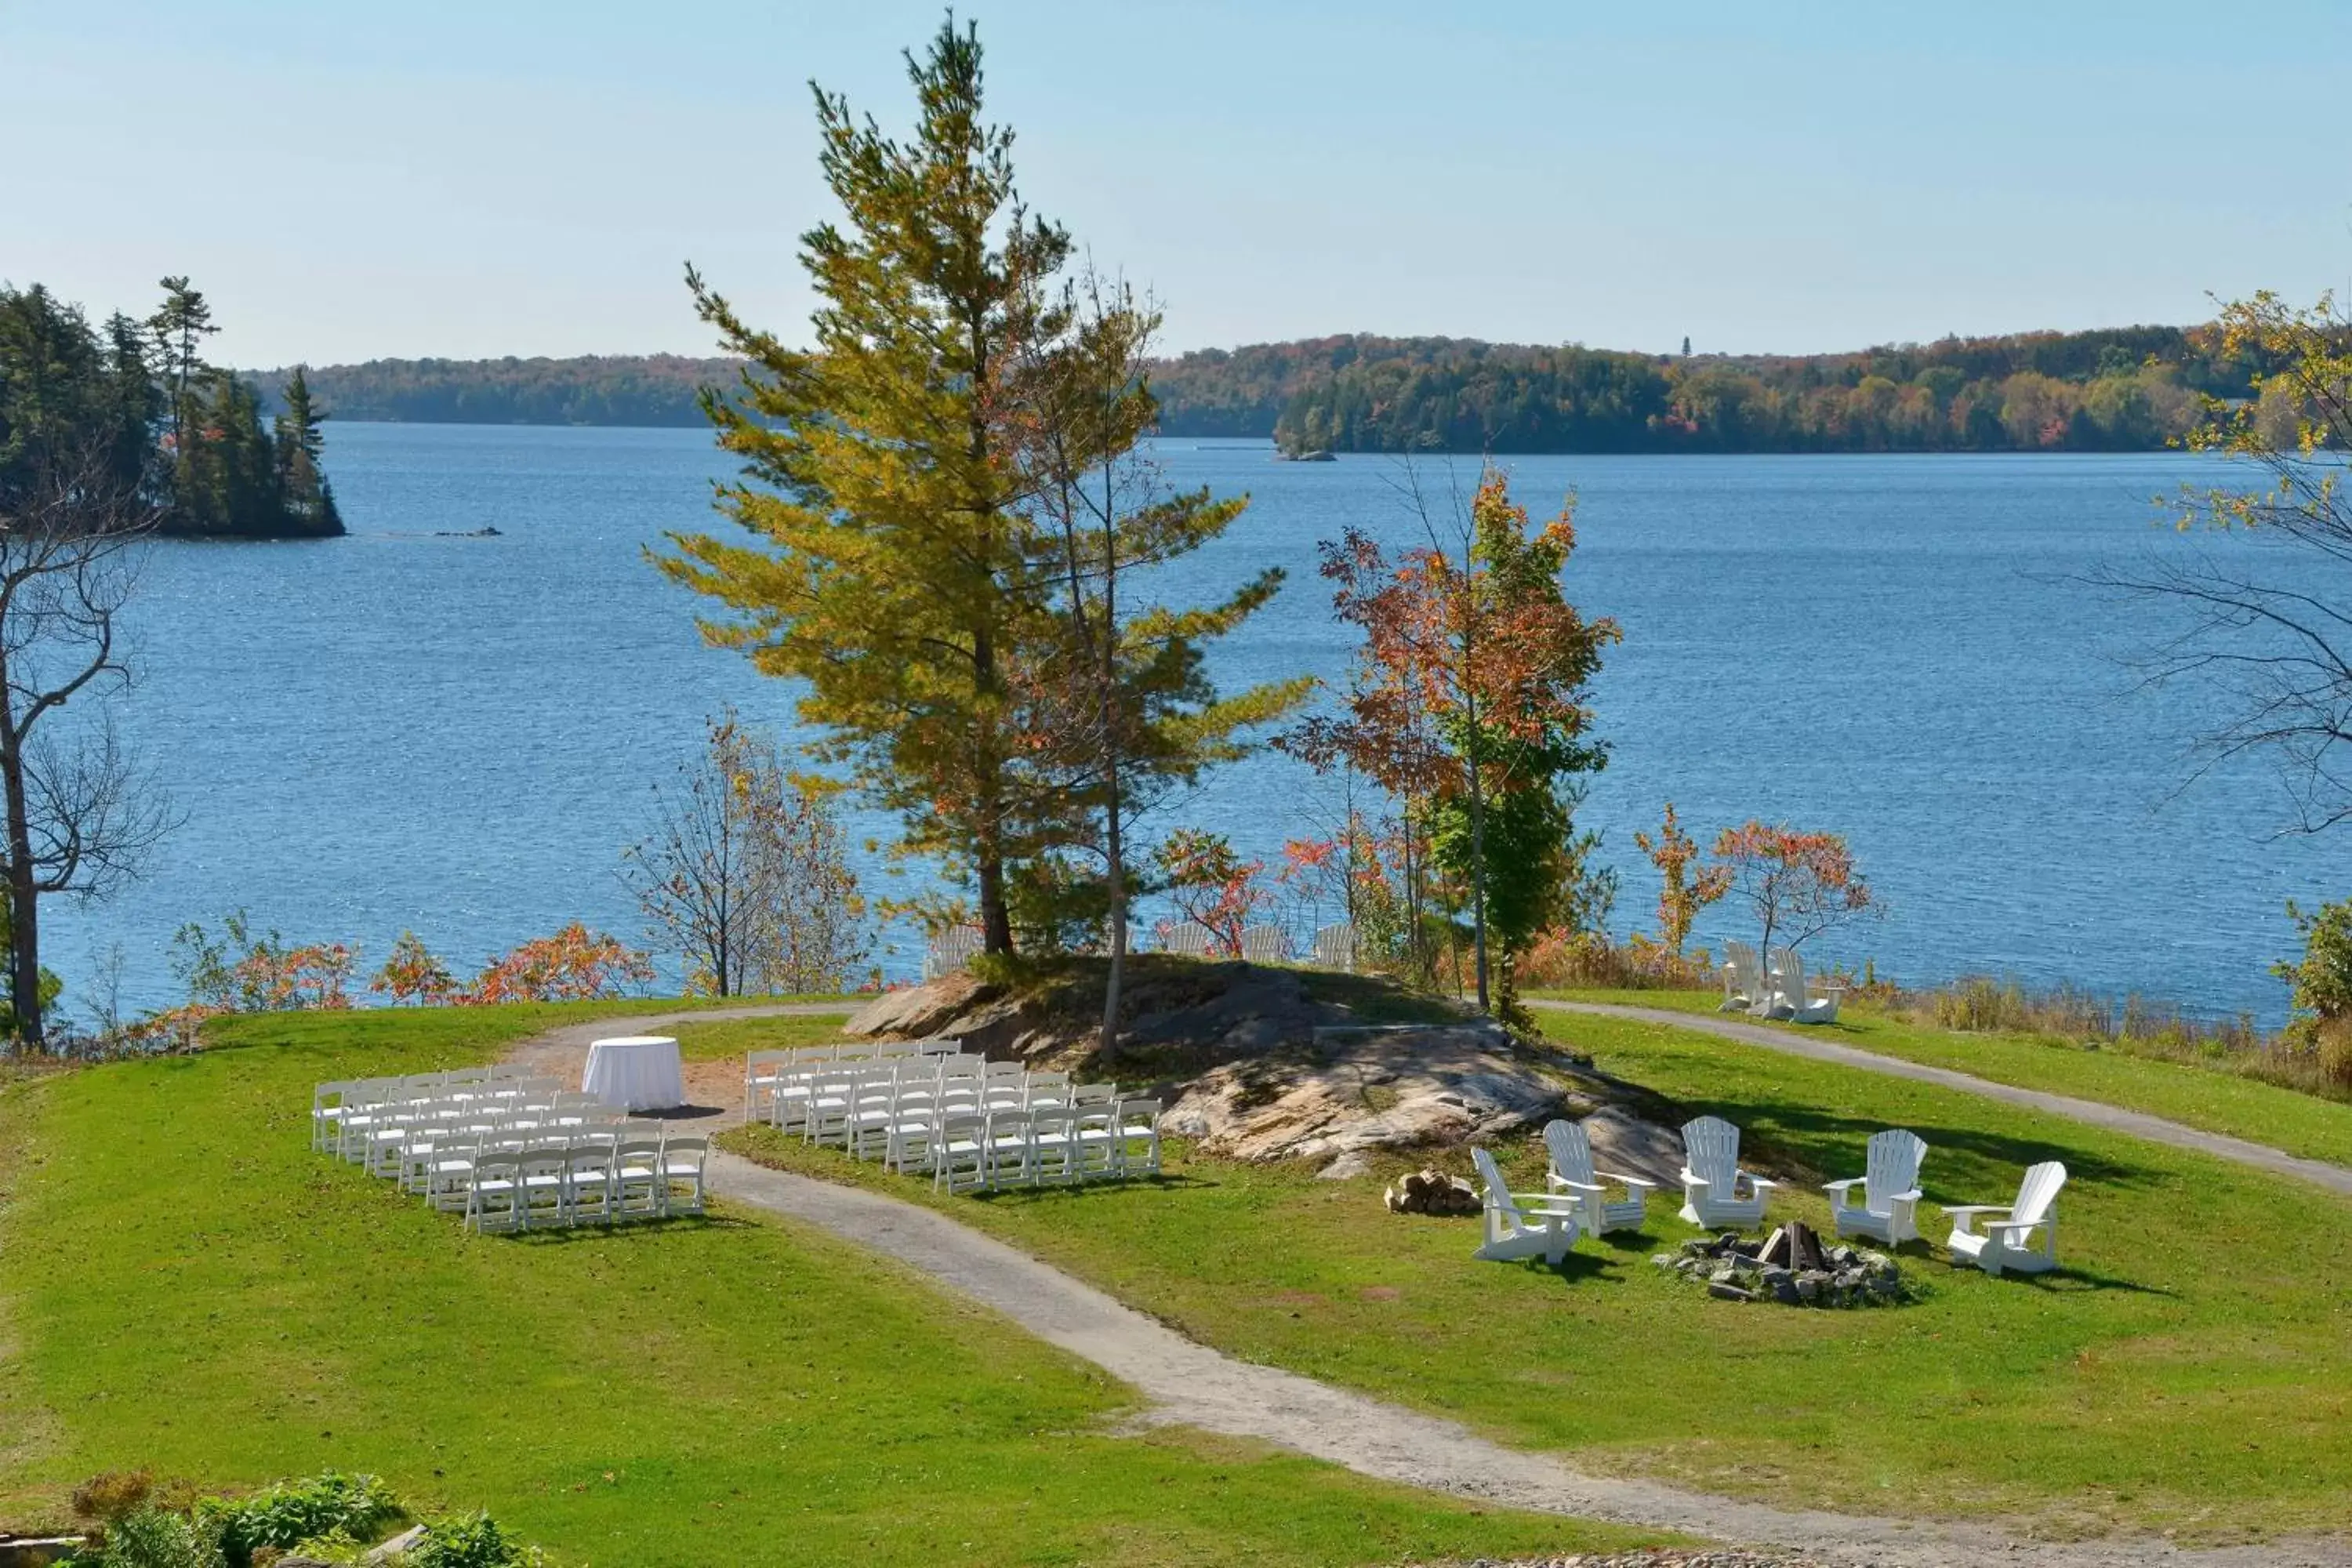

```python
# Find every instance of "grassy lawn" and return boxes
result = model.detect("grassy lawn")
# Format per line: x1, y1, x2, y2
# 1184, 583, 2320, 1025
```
0, 1004, 1657, 1566
666, 1013, 857, 1063
725, 1011, 2352, 1542
1536, 986, 2352, 1171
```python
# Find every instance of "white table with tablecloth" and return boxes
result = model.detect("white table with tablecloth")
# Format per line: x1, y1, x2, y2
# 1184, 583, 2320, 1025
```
581, 1035, 685, 1112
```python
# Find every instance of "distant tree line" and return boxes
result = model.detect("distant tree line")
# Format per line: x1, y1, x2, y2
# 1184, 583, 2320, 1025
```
246, 354, 734, 427
252, 324, 2281, 455
1151, 326, 2275, 454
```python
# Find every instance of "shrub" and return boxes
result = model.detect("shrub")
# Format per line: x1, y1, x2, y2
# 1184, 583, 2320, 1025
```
201, 1473, 401, 1568
73, 1472, 157, 1525
410, 1512, 538, 1568
76, 1505, 226, 1568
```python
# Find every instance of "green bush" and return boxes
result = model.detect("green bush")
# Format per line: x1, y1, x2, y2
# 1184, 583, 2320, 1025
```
201, 1473, 401, 1568
409, 1512, 536, 1568
78, 1505, 226, 1568
2275, 897, 2352, 1020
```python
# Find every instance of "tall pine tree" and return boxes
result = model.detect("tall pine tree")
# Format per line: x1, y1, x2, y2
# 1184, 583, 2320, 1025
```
659, 17, 1071, 955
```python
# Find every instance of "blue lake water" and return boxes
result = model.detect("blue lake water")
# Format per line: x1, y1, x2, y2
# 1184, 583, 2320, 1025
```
49, 423, 2332, 1022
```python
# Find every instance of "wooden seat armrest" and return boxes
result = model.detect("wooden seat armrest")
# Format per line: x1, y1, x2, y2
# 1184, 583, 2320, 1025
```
1980, 1216, 2045, 1237
1886, 1189, 1922, 1205
1822, 1177, 1864, 1193
1679, 1169, 1708, 1192
1596, 1170, 1657, 1191
1744, 1174, 1780, 1192
1939, 1203, 2013, 1219
1546, 1175, 1607, 1196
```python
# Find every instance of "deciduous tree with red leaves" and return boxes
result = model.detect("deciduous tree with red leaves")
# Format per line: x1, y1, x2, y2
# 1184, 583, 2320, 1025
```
1711, 822, 1875, 964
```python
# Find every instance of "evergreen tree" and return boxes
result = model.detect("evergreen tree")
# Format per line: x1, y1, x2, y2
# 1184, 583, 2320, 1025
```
274, 366, 341, 532
659, 17, 1073, 956
1008, 272, 1310, 1045
148, 276, 216, 459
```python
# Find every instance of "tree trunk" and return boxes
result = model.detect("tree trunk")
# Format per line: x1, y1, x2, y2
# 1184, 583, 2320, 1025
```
1102, 783, 1123, 1062
1465, 725, 1492, 1015
1, 729, 42, 1047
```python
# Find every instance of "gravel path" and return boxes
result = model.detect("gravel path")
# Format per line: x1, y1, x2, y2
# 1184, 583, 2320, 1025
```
1530, 1000, 2352, 1196
510, 1004, 2350, 1567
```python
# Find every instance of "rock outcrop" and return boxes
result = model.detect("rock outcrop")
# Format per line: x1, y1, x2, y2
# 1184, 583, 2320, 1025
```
842, 963, 1686, 1169
1160, 1022, 1568, 1163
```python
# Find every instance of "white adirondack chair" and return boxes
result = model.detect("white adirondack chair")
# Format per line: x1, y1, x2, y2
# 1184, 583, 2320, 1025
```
1944, 1160, 2067, 1276
922, 925, 982, 980
1677, 1116, 1777, 1228
1240, 924, 1288, 964
1161, 924, 1213, 959
1719, 942, 1762, 1013
1769, 946, 1843, 1025
1542, 1117, 1654, 1236
1824, 1127, 1929, 1244
1312, 922, 1357, 972
1470, 1147, 1581, 1264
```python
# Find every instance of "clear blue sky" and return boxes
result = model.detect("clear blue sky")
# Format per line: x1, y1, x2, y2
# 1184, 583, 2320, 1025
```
6, 1, 2347, 367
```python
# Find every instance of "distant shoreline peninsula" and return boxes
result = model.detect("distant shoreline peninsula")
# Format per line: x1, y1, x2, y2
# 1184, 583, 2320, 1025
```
245, 321, 2265, 456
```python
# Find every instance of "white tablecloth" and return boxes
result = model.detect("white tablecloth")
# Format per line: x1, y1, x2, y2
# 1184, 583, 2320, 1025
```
582, 1036, 684, 1112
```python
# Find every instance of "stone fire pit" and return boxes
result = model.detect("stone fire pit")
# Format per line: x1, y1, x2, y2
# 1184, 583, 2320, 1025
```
1653, 1220, 1907, 1307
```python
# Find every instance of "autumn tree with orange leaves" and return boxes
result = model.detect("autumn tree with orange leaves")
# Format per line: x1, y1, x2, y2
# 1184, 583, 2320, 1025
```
1289, 468, 1617, 1022
1636, 802, 1730, 958
1711, 822, 1875, 964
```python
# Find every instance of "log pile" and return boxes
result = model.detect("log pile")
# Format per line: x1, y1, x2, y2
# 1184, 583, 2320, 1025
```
1385, 1167, 1481, 1216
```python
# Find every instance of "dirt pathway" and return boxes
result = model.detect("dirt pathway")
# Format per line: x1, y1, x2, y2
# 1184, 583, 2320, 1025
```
514, 1005, 2350, 1567
1532, 1000, 2352, 1196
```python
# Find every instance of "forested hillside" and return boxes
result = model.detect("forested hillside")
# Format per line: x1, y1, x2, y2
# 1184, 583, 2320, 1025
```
248, 354, 732, 426
1156, 326, 2269, 453
250, 322, 2277, 453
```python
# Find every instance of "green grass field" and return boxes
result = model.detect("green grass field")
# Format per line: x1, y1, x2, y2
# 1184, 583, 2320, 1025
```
0, 1005, 1654, 1566
723, 1008, 2352, 1541
1534, 987, 2352, 1169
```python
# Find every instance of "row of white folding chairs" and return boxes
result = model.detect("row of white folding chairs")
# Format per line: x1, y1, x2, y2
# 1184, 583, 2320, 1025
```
333, 1087, 598, 1168
312, 1065, 545, 1150
743, 1037, 961, 1120
763, 1051, 1007, 1132
459, 1131, 711, 1232
779, 1061, 1089, 1149
376, 1105, 635, 1189
925, 1100, 1163, 1192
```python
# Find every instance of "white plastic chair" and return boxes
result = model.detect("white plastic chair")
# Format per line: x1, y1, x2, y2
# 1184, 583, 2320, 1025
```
1115, 1099, 1162, 1178
1944, 1160, 2066, 1276
985, 1109, 1036, 1188
660, 1135, 709, 1217
1161, 925, 1213, 958
1470, 1147, 1581, 1264
1825, 1128, 1929, 1244
1719, 942, 1761, 1013
612, 1137, 665, 1222
463, 1152, 524, 1233
932, 1113, 989, 1195
1677, 1116, 1777, 1228
1240, 924, 1288, 964
1769, 946, 1844, 1025
1541, 1117, 1655, 1236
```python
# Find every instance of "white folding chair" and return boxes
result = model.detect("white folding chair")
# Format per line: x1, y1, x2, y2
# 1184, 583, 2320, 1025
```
463, 1152, 524, 1233
1114, 1099, 1162, 1178
984, 1109, 1036, 1189
660, 1135, 709, 1217
932, 1113, 989, 1196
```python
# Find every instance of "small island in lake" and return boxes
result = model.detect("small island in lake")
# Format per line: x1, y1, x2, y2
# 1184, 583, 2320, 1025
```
2, 278, 346, 541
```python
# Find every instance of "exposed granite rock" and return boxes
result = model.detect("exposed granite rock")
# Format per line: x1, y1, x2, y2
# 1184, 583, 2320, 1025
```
1161, 1023, 1569, 1163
